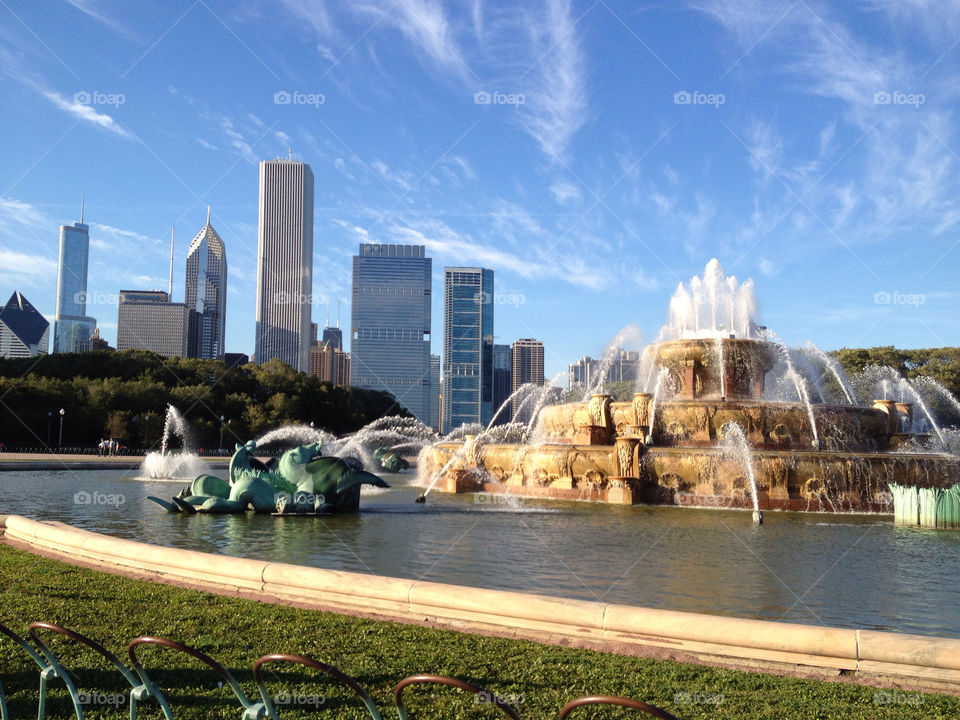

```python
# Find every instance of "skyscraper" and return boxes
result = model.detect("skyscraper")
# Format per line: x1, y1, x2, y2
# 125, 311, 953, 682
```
117, 290, 198, 358
53, 200, 96, 353
185, 208, 227, 359
442, 267, 494, 430
511, 338, 545, 424
568, 356, 598, 391
492, 343, 512, 426
429, 354, 441, 431
350, 244, 432, 422
255, 159, 314, 371
0, 291, 49, 358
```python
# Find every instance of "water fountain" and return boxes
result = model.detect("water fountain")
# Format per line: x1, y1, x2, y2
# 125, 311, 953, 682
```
140, 405, 205, 480
420, 260, 960, 514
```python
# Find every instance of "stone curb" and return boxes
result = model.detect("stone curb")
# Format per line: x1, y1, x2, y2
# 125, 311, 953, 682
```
2, 515, 958, 693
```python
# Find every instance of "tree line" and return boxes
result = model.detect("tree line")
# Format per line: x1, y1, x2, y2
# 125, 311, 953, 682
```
0, 351, 411, 451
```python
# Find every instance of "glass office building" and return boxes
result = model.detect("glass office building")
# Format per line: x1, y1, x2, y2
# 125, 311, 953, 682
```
350, 244, 432, 423
185, 210, 227, 359
442, 267, 494, 431
53, 212, 96, 353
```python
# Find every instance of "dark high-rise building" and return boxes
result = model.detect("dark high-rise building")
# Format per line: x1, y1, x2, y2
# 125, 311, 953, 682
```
350, 244, 432, 422
116, 290, 198, 358
492, 343, 512, 426
0, 291, 49, 358
322, 326, 343, 350
442, 267, 494, 430
255, 159, 314, 371
185, 208, 227, 359
511, 338, 544, 424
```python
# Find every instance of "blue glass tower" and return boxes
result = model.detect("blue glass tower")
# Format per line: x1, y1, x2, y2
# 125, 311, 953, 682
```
53, 199, 96, 352
442, 267, 494, 431
350, 244, 432, 422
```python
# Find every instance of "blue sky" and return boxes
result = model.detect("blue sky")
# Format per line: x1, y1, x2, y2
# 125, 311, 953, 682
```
1, 0, 958, 380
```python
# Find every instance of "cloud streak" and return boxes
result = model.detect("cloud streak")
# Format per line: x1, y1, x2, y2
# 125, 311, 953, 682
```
42, 91, 133, 139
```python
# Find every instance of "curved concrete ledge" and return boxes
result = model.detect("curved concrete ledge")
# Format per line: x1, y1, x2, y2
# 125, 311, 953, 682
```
2, 514, 959, 693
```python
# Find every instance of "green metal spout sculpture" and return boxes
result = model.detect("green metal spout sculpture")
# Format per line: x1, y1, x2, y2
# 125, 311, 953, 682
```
148, 440, 389, 515
374, 447, 410, 472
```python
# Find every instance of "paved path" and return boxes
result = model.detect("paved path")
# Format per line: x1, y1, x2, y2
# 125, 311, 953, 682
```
0, 454, 228, 471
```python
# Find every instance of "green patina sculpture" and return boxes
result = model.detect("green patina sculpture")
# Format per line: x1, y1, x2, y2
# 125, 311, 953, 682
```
148, 440, 389, 515
374, 446, 410, 472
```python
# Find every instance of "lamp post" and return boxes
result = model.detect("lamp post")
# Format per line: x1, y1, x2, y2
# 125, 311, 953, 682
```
46, 411, 52, 446
219, 416, 225, 453
58, 408, 65, 449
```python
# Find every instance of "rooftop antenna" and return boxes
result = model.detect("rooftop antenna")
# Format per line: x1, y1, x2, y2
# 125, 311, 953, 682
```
168, 226, 174, 300
206, 205, 211, 226
80, 192, 85, 223
325, 301, 330, 328
287, 147, 292, 161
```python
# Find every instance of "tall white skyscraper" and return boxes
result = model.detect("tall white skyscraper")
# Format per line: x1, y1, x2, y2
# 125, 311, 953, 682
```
53, 198, 96, 353
185, 207, 227, 359
255, 159, 314, 371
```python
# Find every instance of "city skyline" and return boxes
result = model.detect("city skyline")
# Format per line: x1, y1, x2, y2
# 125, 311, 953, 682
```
1, 2, 958, 380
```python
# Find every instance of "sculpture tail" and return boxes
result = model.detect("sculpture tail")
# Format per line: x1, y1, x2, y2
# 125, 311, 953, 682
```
337, 469, 390, 493
147, 496, 181, 513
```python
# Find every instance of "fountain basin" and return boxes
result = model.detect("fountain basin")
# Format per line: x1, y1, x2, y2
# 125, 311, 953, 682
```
421, 441, 960, 512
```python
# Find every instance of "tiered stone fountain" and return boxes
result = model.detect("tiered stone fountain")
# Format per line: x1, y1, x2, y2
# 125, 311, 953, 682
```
421, 261, 960, 513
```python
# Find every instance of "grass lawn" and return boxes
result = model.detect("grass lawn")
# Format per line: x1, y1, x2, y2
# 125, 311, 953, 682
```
0, 543, 956, 719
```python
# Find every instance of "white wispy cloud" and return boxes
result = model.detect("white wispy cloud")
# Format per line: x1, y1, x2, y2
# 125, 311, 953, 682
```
220, 117, 259, 164
0, 248, 56, 277
361, 0, 472, 79
63, 0, 136, 38
517, 0, 587, 162
549, 181, 581, 206
279, 0, 336, 37
0, 196, 48, 230
42, 91, 133, 139
89, 222, 153, 244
